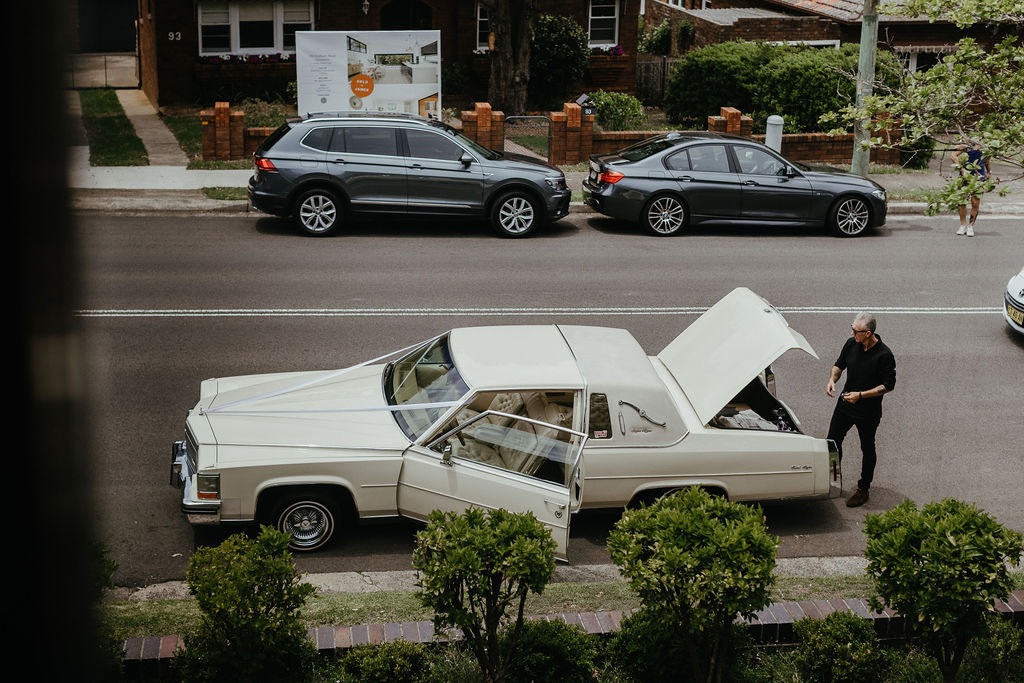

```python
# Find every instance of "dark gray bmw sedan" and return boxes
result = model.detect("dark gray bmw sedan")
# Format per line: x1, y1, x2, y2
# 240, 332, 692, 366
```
583, 132, 887, 237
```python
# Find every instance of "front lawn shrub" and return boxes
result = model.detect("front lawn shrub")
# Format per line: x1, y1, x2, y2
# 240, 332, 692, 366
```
881, 645, 942, 683
607, 487, 778, 683
957, 615, 1024, 682
173, 527, 317, 682
639, 19, 672, 55
339, 640, 430, 683
500, 618, 597, 683
664, 41, 789, 126
793, 610, 883, 683
864, 498, 1023, 683
412, 508, 557, 683
238, 97, 290, 128
590, 90, 646, 130
528, 15, 589, 110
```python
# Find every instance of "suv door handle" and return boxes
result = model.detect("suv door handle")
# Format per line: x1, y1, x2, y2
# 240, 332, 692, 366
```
329, 158, 346, 164
678, 175, 693, 182
744, 180, 759, 186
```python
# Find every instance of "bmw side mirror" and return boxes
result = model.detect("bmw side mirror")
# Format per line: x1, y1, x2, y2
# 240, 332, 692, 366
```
785, 165, 797, 177
459, 153, 473, 168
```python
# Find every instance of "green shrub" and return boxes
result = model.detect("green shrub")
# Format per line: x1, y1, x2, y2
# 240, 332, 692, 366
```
590, 90, 646, 130
793, 611, 884, 683
864, 499, 1023, 683
675, 20, 695, 53
958, 616, 1024, 682
412, 508, 556, 683
417, 643, 484, 683
900, 134, 936, 169
639, 19, 672, 55
605, 609, 694, 682
442, 62, 470, 96
174, 527, 317, 682
665, 41, 789, 126
881, 645, 942, 683
339, 640, 430, 683
607, 487, 778, 683
528, 14, 589, 109
239, 97, 290, 128
500, 619, 597, 683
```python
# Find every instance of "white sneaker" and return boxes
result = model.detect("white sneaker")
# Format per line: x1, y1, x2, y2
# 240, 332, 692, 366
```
966, 225, 975, 237
956, 225, 967, 235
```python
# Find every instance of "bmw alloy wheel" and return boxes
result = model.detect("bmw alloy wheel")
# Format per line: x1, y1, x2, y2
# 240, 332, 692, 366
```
644, 196, 686, 236
832, 197, 870, 237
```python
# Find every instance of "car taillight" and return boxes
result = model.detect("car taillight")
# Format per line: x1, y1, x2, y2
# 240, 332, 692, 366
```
255, 157, 277, 172
599, 169, 624, 184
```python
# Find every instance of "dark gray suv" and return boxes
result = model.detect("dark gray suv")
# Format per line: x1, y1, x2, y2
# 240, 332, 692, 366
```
248, 112, 571, 238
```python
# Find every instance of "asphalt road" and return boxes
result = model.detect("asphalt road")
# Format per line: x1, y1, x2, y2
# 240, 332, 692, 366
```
75, 211, 1024, 586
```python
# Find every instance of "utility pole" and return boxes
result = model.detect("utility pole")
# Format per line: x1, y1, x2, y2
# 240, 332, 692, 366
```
851, 0, 879, 177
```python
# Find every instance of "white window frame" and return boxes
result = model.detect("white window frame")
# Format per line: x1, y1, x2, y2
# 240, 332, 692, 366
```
475, 2, 490, 52
588, 0, 620, 48
198, 1, 314, 56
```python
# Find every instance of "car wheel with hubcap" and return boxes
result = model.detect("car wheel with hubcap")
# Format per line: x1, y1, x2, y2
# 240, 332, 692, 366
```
295, 189, 342, 236
491, 191, 540, 238
829, 196, 870, 237
642, 195, 687, 236
274, 496, 339, 551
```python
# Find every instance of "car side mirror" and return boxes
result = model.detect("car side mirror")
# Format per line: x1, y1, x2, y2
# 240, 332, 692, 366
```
459, 153, 473, 168
785, 165, 797, 177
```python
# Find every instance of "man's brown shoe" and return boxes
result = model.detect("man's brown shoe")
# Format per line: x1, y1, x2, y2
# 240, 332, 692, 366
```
846, 488, 869, 507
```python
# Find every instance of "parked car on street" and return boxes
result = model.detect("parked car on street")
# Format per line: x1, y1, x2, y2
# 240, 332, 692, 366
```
170, 287, 840, 557
1004, 266, 1024, 335
583, 132, 888, 237
248, 112, 570, 238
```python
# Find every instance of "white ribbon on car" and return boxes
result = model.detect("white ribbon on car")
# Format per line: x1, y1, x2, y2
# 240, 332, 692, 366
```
201, 333, 448, 415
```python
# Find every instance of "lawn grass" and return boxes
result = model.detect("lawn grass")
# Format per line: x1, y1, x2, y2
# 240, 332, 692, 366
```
885, 188, 938, 202
201, 186, 249, 200
102, 571, 1004, 642
507, 134, 549, 157
78, 89, 149, 166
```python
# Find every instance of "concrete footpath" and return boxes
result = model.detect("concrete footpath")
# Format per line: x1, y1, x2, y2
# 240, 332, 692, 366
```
69, 89, 1024, 217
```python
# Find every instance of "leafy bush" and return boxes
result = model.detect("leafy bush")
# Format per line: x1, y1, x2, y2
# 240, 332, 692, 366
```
793, 611, 884, 683
752, 44, 901, 134
900, 134, 936, 169
412, 508, 556, 683
442, 62, 470, 96
590, 90, 646, 130
676, 20, 695, 53
174, 527, 317, 682
864, 498, 1023, 683
239, 97, 290, 128
339, 640, 430, 683
607, 487, 778, 683
665, 41, 789, 126
881, 645, 942, 683
958, 615, 1024, 682
639, 20, 672, 55
500, 618, 597, 683
528, 14, 589, 109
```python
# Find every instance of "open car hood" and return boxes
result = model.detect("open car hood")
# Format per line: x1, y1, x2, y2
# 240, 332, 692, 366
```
657, 287, 818, 425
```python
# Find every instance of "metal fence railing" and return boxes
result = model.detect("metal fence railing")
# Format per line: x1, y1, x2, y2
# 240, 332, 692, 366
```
635, 56, 681, 106
66, 53, 139, 89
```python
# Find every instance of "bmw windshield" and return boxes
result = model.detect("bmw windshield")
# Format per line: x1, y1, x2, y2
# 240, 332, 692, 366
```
383, 334, 469, 440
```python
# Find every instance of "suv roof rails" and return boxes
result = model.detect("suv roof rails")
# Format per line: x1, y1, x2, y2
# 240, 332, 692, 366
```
301, 110, 429, 122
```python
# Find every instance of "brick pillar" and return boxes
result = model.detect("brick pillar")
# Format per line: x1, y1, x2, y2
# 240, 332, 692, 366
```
708, 107, 753, 137
461, 109, 478, 144
474, 102, 492, 149
230, 109, 245, 159
563, 102, 582, 164
549, 111, 567, 165
214, 101, 231, 160
580, 114, 594, 163
490, 110, 505, 152
722, 106, 741, 134
200, 108, 216, 160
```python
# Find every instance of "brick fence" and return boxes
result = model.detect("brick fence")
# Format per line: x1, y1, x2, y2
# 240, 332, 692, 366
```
121, 590, 1024, 680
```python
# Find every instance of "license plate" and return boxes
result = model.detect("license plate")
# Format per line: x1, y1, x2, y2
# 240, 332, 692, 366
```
1008, 302, 1024, 325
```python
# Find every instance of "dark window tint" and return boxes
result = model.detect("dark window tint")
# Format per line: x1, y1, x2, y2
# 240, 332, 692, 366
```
734, 146, 785, 175
619, 138, 677, 162
301, 127, 333, 151
666, 150, 690, 171
283, 23, 311, 51
588, 393, 612, 439
259, 122, 295, 153
687, 144, 731, 173
344, 127, 398, 156
327, 128, 346, 153
405, 129, 464, 161
201, 25, 230, 52
239, 21, 273, 49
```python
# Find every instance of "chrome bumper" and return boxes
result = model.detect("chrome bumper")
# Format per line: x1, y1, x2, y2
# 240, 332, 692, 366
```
827, 438, 843, 498
170, 440, 221, 521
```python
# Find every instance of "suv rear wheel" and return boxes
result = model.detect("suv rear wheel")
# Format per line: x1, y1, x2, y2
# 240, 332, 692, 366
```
491, 191, 540, 238
295, 188, 342, 236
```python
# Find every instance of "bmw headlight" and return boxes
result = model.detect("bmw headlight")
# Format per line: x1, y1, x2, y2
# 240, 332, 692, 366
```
545, 176, 567, 191
872, 189, 886, 201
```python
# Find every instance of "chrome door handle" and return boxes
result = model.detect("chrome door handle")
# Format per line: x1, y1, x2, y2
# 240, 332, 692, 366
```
744, 180, 758, 186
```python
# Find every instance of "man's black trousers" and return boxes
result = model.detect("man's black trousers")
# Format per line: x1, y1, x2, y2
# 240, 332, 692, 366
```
827, 407, 881, 491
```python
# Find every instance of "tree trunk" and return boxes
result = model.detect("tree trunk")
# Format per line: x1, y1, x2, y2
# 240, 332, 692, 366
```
482, 0, 536, 114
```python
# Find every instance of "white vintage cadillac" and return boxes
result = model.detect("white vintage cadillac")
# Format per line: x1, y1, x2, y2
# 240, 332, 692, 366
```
171, 287, 840, 558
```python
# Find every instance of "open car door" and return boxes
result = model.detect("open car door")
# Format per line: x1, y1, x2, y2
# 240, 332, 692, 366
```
398, 410, 587, 561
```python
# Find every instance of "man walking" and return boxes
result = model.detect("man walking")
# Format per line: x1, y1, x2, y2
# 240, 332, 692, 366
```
826, 313, 896, 507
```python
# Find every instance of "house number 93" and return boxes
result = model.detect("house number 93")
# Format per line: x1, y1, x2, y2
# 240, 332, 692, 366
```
168, 32, 182, 40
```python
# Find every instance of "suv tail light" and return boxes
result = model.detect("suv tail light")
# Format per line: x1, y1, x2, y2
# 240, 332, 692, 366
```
255, 157, 277, 172
599, 169, 624, 184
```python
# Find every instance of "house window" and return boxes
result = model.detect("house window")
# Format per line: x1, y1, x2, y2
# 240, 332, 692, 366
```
198, 1, 313, 56
476, 2, 490, 51
588, 0, 619, 47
